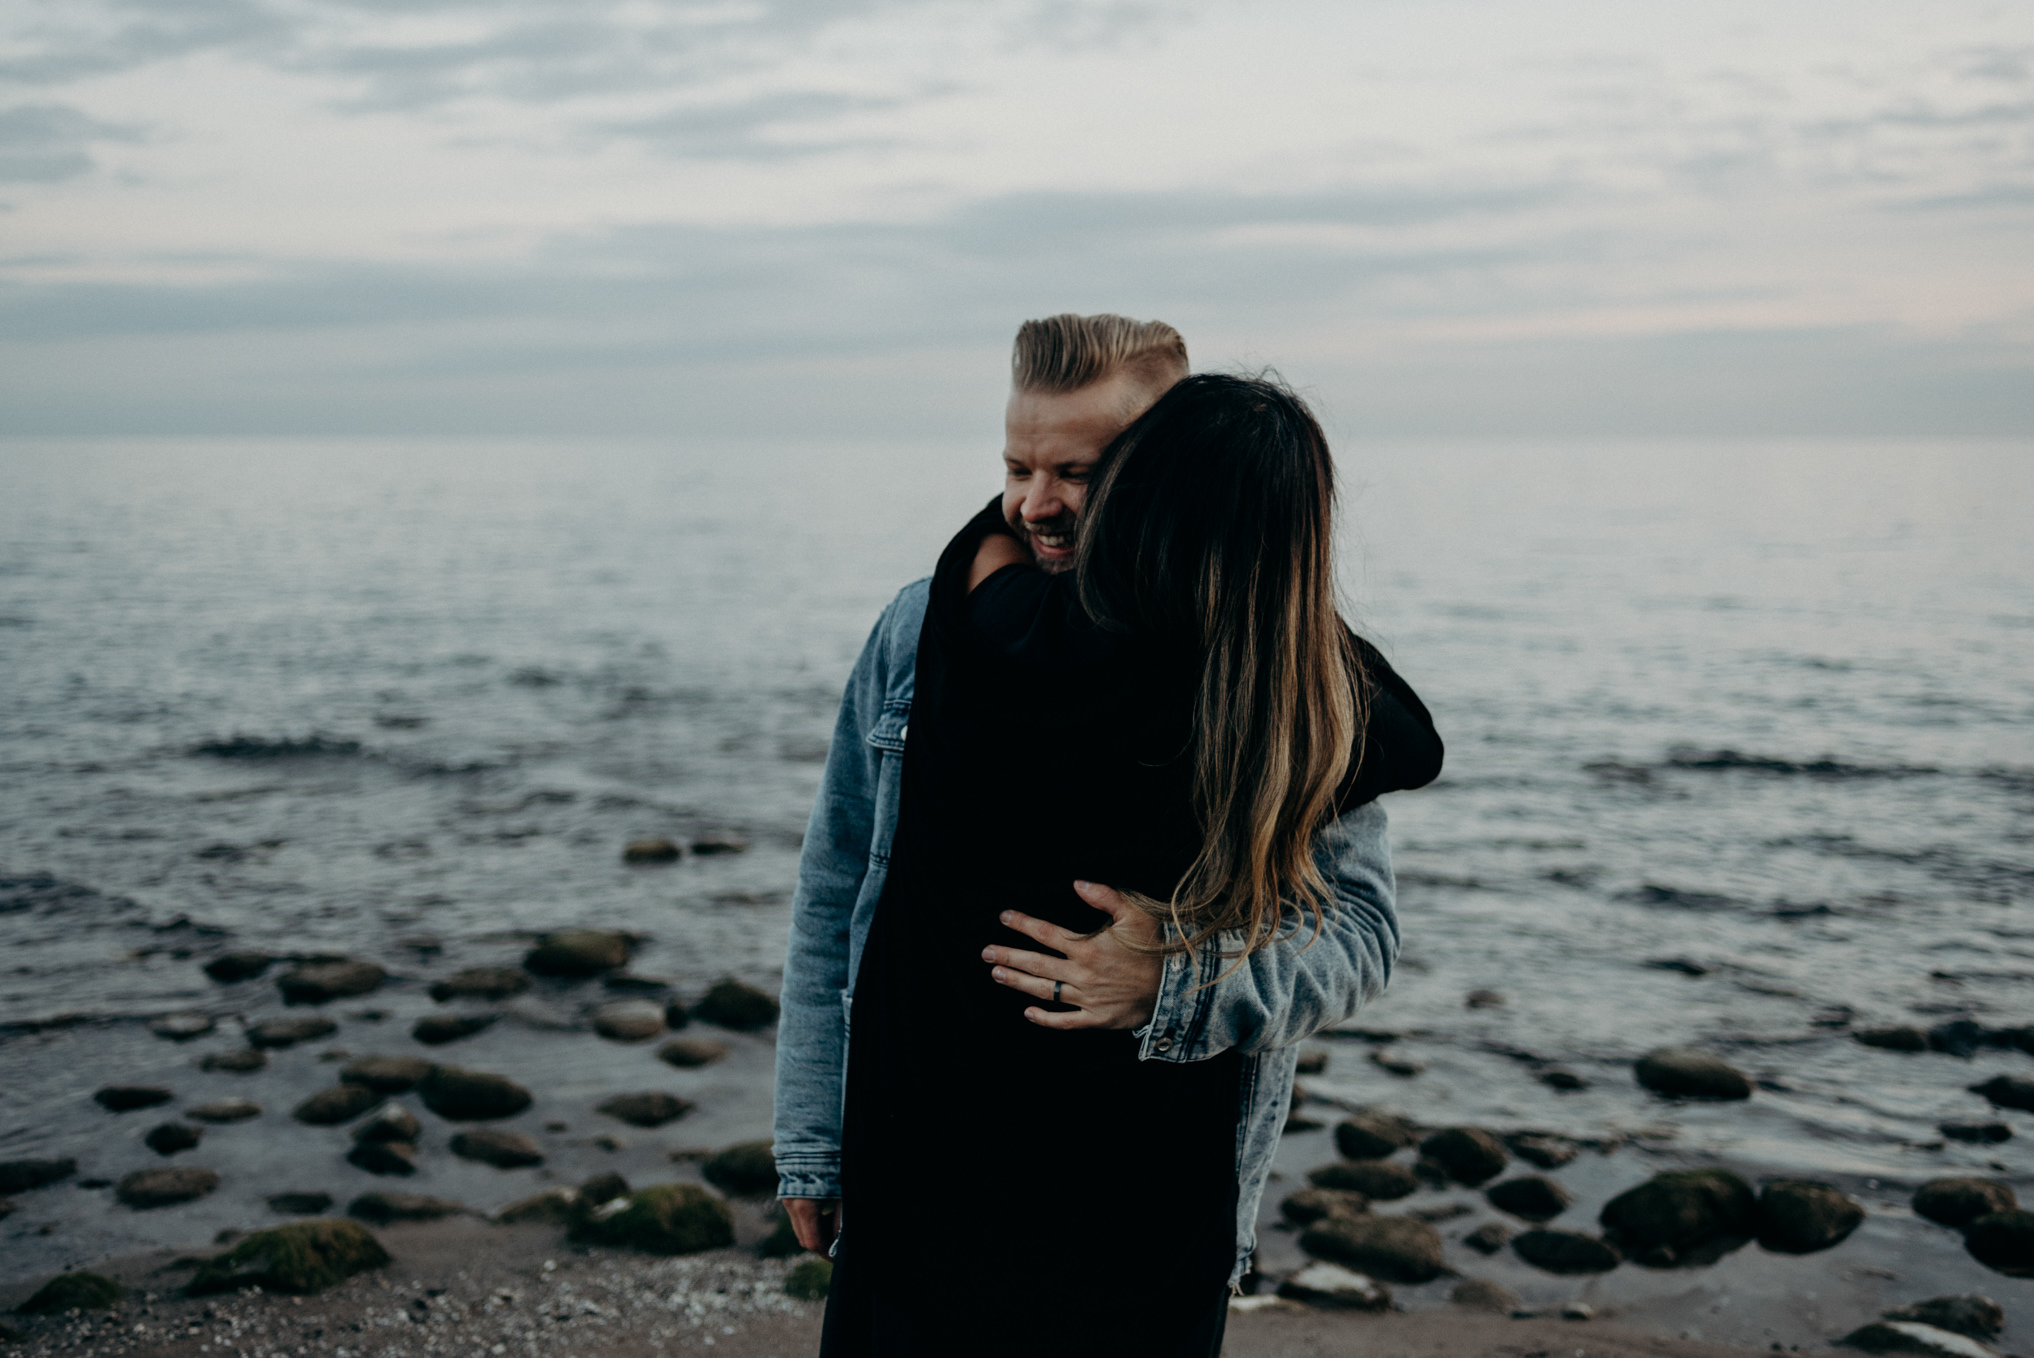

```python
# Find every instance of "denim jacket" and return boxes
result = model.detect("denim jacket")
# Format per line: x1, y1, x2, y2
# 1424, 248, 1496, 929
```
772, 578, 1401, 1286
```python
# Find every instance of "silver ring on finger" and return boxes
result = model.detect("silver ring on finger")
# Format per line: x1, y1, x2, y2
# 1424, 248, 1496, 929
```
1053, 980, 1064, 1004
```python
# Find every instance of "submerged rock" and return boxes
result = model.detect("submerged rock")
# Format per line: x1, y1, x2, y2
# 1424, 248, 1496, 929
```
691, 979, 779, 1031
278, 959, 386, 1005
412, 1013, 496, 1046
149, 1013, 216, 1042
622, 838, 681, 864
1421, 1128, 1509, 1186
657, 1037, 729, 1068
1277, 1261, 1391, 1310
200, 1048, 268, 1073
268, 1192, 336, 1215
188, 1218, 390, 1295
1970, 1075, 2034, 1113
187, 1100, 262, 1124
1334, 1112, 1417, 1161
144, 1123, 202, 1156
1883, 1298, 2005, 1343
429, 967, 531, 1002
574, 1183, 734, 1255
1757, 1180, 1864, 1254
352, 1104, 422, 1144
593, 1000, 666, 1042
1487, 1176, 1573, 1223
524, 929, 634, 977
116, 1167, 220, 1209
579, 1171, 630, 1207
1449, 1278, 1521, 1313
1929, 1021, 1988, 1059
347, 1191, 465, 1224
0, 1158, 77, 1194
689, 832, 749, 856
1855, 1027, 1930, 1053
1941, 1122, 2013, 1144
340, 1056, 432, 1093
345, 1140, 419, 1176
1307, 1159, 1419, 1200
1513, 1229, 1623, 1275
293, 1084, 378, 1126
450, 1129, 543, 1169
204, 951, 272, 983
416, 1065, 532, 1121
248, 1016, 338, 1049
1635, 1047, 1753, 1100
596, 1092, 693, 1129
1279, 1188, 1368, 1226
18, 1271, 124, 1314
1297, 1214, 1444, 1284
1506, 1133, 1584, 1169
95, 1086, 174, 1113
1600, 1168, 1755, 1261
1294, 1048, 1329, 1076
1963, 1210, 2034, 1277
701, 1141, 777, 1197
1841, 1322, 2001, 1358
1539, 1067, 1589, 1091
1913, 1178, 2017, 1229
1463, 1221, 1513, 1255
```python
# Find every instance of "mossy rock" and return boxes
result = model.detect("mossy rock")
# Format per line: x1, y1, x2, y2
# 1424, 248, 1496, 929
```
188, 1219, 391, 1295
701, 1142, 777, 1197
784, 1258, 832, 1301
575, 1183, 733, 1255
691, 979, 779, 1031
18, 1271, 123, 1314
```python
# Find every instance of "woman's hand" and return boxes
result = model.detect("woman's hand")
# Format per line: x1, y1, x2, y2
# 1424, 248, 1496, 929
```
982, 881, 1164, 1030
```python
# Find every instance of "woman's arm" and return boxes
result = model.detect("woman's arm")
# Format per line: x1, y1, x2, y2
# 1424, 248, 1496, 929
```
968, 529, 1030, 591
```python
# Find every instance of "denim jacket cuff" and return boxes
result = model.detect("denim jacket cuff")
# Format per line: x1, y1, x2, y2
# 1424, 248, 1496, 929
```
775, 1158, 843, 1201
1138, 932, 1206, 1063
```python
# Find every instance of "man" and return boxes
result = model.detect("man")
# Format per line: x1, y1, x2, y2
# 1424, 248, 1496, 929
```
771, 313, 1406, 1288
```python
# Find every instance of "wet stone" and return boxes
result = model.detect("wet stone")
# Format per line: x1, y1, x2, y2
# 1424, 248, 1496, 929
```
575, 1183, 735, 1255
1308, 1159, 1419, 1200
1884, 1297, 2005, 1342
0, 1157, 77, 1193
495, 1187, 580, 1225
429, 966, 532, 1002
691, 978, 780, 1031
293, 1083, 379, 1125
187, 1099, 262, 1123
1334, 1112, 1418, 1161
149, 1012, 216, 1041
204, 951, 271, 983
1422, 1127, 1509, 1186
248, 1016, 338, 1049
345, 1139, 420, 1176
95, 1085, 174, 1113
1297, 1213, 1445, 1284
1758, 1179, 1865, 1254
200, 1048, 268, 1073
1513, 1228, 1623, 1275
1963, 1210, 2034, 1277
189, 1218, 390, 1295
1487, 1175, 1573, 1223
1539, 1067, 1589, 1091
352, 1103, 422, 1144
1449, 1278, 1521, 1313
1841, 1322, 2002, 1358
1370, 1049, 1426, 1077
1463, 1220, 1513, 1254
1855, 1027, 1930, 1052
1600, 1168, 1755, 1259
1507, 1132, 1584, 1169
1465, 988, 1506, 1009
580, 1171, 631, 1206
144, 1123, 202, 1156
1279, 1187, 1369, 1226
1635, 1047, 1753, 1100
597, 1092, 693, 1128
450, 1129, 544, 1168
1941, 1121, 2013, 1144
524, 929, 634, 977
116, 1166, 220, 1209
622, 838, 681, 863
663, 998, 692, 1030
1277, 1261, 1391, 1310
701, 1141, 777, 1196
689, 832, 749, 856
593, 999, 666, 1041
340, 1055, 432, 1092
278, 958, 387, 1004
1970, 1075, 2034, 1113
267, 1192, 334, 1215
412, 1012, 496, 1045
1294, 1047, 1329, 1076
657, 1037, 729, 1068
1929, 1021, 1988, 1059
417, 1064, 533, 1120
1913, 1178, 2017, 1229
348, 1190, 465, 1223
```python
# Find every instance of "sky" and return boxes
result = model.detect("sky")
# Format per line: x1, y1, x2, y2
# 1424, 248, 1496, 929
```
2, 0, 2032, 438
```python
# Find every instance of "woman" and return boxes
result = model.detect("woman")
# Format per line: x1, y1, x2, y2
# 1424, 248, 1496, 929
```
821, 374, 1441, 1357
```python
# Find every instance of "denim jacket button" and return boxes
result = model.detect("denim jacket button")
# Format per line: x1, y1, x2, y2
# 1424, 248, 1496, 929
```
1153, 1036, 1174, 1052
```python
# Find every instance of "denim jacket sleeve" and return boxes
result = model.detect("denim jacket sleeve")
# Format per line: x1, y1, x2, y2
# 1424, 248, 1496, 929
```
1136, 801, 1397, 1062
771, 582, 923, 1200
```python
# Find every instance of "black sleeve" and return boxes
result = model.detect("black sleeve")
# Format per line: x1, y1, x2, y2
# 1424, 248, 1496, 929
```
1341, 635, 1444, 806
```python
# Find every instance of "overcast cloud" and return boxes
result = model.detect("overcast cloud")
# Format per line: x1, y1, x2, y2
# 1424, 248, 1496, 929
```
1, 0, 2030, 436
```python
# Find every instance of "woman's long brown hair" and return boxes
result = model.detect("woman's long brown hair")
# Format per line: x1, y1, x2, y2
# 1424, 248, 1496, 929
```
1076, 373, 1365, 963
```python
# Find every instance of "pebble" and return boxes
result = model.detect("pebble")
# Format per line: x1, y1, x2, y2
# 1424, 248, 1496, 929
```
277, 958, 387, 1004
143, 1123, 202, 1156
347, 1190, 465, 1223
199, 1048, 268, 1073
1486, 1175, 1573, 1223
346, 1140, 421, 1176
1276, 1261, 1392, 1310
525, 929, 635, 977
267, 1191, 335, 1215
597, 1092, 695, 1129
115, 1166, 219, 1208
1465, 989, 1506, 1009
1512, 1228, 1624, 1275
1463, 1220, 1513, 1254
94, 1085, 174, 1113
430, 966, 532, 1002
202, 950, 271, 983
148, 1012, 216, 1041
691, 978, 780, 1031
1369, 1049, 1426, 1077
689, 832, 749, 855
1449, 1278, 1520, 1313
451, 1129, 546, 1169
1538, 1067, 1589, 1090
593, 999, 667, 1041
1507, 1132, 1584, 1168
293, 1083, 379, 1125
1841, 1321, 2001, 1358
186, 1099, 262, 1123
339, 1055, 432, 1092
1333, 1111, 1418, 1160
658, 1037, 730, 1068
1420, 1128, 1509, 1186
1601, 1168, 1755, 1262
418, 1064, 534, 1121
1307, 1158, 1420, 1200
413, 1012, 498, 1045
1757, 1179, 1864, 1254
1912, 1177, 2016, 1229
1297, 1214, 1445, 1283
1941, 1121, 2013, 1143
1855, 1027, 1931, 1052
1294, 1047, 1329, 1076
701, 1142, 777, 1197
623, 838, 682, 863
248, 1015, 338, 1049
1883, 1297, 2006, 1342
1279, 1187, 1369, 1226
1962, 1209, 2034, 1276
1969, 1075, 2034, 1113
0, 1158, 77, 1193
1634, 1046, 1754, 1100
353, 1102, 423, 1144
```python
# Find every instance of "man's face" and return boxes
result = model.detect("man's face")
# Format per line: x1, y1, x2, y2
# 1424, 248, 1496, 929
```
1001, 370, 1153, 574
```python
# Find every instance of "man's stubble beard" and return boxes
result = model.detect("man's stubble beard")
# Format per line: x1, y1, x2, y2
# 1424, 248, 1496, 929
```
1007, 509, 1078, 575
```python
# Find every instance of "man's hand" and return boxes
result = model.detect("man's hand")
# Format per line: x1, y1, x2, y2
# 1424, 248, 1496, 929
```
782, 1198, 839, 1254
982, 880, 1164, 1030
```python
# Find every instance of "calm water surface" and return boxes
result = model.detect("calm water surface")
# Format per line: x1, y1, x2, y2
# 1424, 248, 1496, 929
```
1, 439, 2030, 1331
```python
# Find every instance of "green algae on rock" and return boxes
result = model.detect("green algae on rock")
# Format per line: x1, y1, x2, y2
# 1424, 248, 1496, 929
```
18, 1271, 124, 1314
189, 1219, 391, 1295
575, 1183, 734, 1256
701, 1141, 777, 1197
784, 1258, 832, 1300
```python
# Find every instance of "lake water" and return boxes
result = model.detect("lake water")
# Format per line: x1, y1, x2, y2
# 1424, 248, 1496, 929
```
1, 438, 2030, 1335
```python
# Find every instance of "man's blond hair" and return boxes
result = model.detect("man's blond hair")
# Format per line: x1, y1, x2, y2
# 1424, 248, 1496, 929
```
1011, 313, 1189, 399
